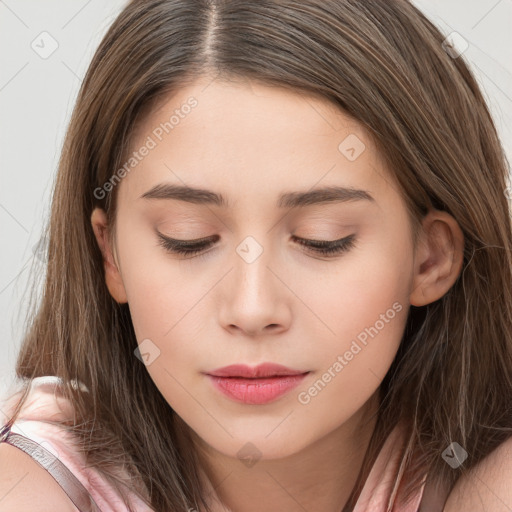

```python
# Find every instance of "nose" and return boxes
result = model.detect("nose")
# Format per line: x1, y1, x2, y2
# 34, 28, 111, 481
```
217, 239, 292, 337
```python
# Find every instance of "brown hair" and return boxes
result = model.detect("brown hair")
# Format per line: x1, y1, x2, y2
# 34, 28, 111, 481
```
5, 0, 512, 510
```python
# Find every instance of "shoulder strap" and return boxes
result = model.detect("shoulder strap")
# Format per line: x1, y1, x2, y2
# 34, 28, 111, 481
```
0, 424, 102, 512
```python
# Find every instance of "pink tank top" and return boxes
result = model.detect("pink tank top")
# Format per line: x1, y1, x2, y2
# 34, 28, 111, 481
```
0, 376, 429, 512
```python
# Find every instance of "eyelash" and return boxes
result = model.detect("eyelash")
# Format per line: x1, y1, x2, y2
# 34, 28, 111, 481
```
156, 232, 356, 258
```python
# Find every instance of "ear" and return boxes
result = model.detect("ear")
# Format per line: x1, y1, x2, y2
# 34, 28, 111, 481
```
410, 209, 464, 306
90, 207, 128, 304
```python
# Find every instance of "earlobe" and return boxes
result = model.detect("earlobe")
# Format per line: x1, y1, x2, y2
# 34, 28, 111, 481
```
90, 207, 128, 304
409, 209, 464, 307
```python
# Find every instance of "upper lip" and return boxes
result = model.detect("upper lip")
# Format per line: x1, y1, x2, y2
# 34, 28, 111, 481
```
206, 363, 309, 378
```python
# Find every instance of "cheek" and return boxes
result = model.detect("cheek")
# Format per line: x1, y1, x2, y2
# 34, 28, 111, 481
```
294, 233, 412, 398
295, 233, 412, 343
115, 220, 206, 339
292, 262, 409, 446
122, 257, 207, 411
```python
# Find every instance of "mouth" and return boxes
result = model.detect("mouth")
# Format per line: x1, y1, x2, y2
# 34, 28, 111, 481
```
204, 363, 311, 405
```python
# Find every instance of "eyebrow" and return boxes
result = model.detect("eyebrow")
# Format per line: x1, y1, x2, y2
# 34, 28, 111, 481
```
140, 183, 375, 208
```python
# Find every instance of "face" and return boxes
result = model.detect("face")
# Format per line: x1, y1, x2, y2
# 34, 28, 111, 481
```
102, 77, 417, 461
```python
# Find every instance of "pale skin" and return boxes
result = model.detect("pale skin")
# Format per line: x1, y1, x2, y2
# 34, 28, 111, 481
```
88, 77, 511, 511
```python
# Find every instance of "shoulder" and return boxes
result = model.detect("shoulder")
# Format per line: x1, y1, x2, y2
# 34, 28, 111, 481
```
0, 442, 77, 511
0, 376, 77, 424
443, 436, 512, 512
0, 376, 88, 511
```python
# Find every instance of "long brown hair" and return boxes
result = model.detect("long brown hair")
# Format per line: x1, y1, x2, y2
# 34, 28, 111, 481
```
5, 0, 512, 510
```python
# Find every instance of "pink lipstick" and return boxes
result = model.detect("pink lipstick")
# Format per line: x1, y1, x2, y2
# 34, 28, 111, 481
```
205, 363, 310, 405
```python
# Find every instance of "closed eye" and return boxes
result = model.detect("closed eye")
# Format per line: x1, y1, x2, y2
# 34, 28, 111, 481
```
156, 232, 356, 258
291, 234, 356, 256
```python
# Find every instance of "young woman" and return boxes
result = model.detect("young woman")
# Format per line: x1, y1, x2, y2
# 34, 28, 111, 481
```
1, 1, 511, 511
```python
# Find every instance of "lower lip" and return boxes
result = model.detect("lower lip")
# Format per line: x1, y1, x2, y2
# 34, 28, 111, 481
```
206, 373, 309, 405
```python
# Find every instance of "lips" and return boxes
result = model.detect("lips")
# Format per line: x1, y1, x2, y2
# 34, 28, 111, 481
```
205, 363, 310, 405
206, 363, 308, 378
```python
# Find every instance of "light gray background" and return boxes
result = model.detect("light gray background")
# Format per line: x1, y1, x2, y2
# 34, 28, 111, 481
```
1, 0, 511, 405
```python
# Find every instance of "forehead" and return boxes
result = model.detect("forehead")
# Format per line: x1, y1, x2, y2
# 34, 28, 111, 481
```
118, 77, 396, 207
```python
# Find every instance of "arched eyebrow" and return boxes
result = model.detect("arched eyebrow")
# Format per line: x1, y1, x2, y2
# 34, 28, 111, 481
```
140, 183, 375, 208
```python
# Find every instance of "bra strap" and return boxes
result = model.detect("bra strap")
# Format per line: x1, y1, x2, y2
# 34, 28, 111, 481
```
0, 424, 101, 512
